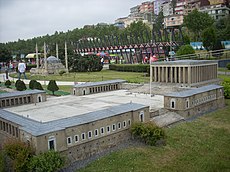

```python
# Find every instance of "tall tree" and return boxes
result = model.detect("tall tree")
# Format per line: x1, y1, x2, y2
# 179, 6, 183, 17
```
0, 43, 12, 62
202, 27, 217, 51
183, 9, 214, 41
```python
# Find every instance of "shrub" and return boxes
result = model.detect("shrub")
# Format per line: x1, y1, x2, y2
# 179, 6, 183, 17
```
29, 80, 37, 89
29, 150, 65, 172
130, 122, 166, 146
109, 64, 149, 73
3, 140, 35, 172
16, 80, 27, 91
0, 151, 6, 172
15, 79, 20, 88
59, 70, 66, 76
47, 80, 59, 95
226, 63, 230, 70
222, 81, 230, 99
26, 64, 37, 71
176, 44, 195, 56
33, 81, 43, 90
5, 80, 11, 88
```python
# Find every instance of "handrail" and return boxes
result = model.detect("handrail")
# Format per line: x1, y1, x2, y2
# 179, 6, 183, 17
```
173, 49, 230, 60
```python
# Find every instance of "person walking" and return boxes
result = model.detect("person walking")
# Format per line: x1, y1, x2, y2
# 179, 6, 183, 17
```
18, 60, 27, 79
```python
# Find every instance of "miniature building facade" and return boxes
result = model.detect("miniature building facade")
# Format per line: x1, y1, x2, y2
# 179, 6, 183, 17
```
0, 101, 149, 162
0, 90, 46, 108
150, 60, 219, 87
164, 85, 225, 117
72, 79, 126, 96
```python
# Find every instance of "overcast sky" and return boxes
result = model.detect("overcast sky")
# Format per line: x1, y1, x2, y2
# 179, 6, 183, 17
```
0, 0, 146, 43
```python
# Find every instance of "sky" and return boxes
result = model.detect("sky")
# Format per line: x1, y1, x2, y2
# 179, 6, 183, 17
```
0, 0, 146, 43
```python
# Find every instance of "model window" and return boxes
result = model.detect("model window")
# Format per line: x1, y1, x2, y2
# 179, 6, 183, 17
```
118, 122, 121, 129
67, 137, 72, 145
107, 126, 110, 133
100, 127, 105, 135
94, 129, 99, 137
139, 111, 144, 122
48, 137, 56, 151
81, 133, 86, 140
88, 131, 92, 139
74, 135, 79, 142
123, 121, 126, 128
128, 119, 131, 126
170, 99, 176, 109
112, 124, 116, 131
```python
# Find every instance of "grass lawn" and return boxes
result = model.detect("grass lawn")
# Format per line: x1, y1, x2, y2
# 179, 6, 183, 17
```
218, 67, 230, 73
78, 99, 230, 172
9, 70, 149, 83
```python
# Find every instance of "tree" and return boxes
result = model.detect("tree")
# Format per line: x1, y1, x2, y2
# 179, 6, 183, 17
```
176, 45, 195, 56
211, 39, 224, 57
29, 80, 43, 90
16, 80, 27, 91
155, 10, 164, 31
202, 27, 217, 51
47, 80, 59, 95
3, 140, 34, 172
33, 81, 44, 90
29, 150, 65, 172
215, 15, 230, 41
5, 80, 11, 88
0, 43, 12, 62
183, 9, 214, 41
70, 54, 103, 72
29, 80, 37, 89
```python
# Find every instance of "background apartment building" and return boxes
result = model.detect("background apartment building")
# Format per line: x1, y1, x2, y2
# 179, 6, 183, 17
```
114, 0, 229, 29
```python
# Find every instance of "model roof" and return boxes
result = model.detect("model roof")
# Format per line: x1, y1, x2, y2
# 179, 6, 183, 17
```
73, 79, 126, 88
165, 84, 223, 98
151, 60, 218, 66
0, 89, 46, 99
0, 103, 147, 136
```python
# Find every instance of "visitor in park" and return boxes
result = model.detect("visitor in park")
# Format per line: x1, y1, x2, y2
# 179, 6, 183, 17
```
101, 57, 104, 66
18, 60, 27, 79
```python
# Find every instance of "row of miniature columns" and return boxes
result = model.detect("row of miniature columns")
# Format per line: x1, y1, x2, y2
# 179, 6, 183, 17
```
151, 64, 217, 84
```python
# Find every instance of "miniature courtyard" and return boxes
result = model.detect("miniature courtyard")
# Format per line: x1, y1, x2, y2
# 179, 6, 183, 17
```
4, 89, 164, 122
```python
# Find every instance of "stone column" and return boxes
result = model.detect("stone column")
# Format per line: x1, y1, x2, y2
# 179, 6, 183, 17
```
65, 41, 69, 73
158, 66, 161, 82
166, 67, 168, 83
182, 66, 186, 84
44, 42, 48, 75
188, 66, 191, 85
150, 66, 153, 82
179, 67, 181, 83
154, 66, 157, 82
162, 66, 165, 82
174, 67, 177, 83
36, 43, 39, 69
196, 66, 198, 83
56, 43, 59, 59
170, 67, 173, 83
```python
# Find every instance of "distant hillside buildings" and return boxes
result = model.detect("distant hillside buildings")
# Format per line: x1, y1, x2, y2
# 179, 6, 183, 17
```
113, 0, 230, 29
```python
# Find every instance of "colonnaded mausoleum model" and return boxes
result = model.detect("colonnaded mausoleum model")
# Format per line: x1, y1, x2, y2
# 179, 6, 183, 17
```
150, 60, 219, 87
0, 60, 225, 165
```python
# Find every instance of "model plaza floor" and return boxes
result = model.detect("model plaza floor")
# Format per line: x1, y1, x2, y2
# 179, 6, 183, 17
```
4, 90, 164, 122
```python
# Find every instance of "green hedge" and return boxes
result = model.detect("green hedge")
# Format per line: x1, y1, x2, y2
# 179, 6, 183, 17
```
26, 64, 37, 71
109, 64, 150, 73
